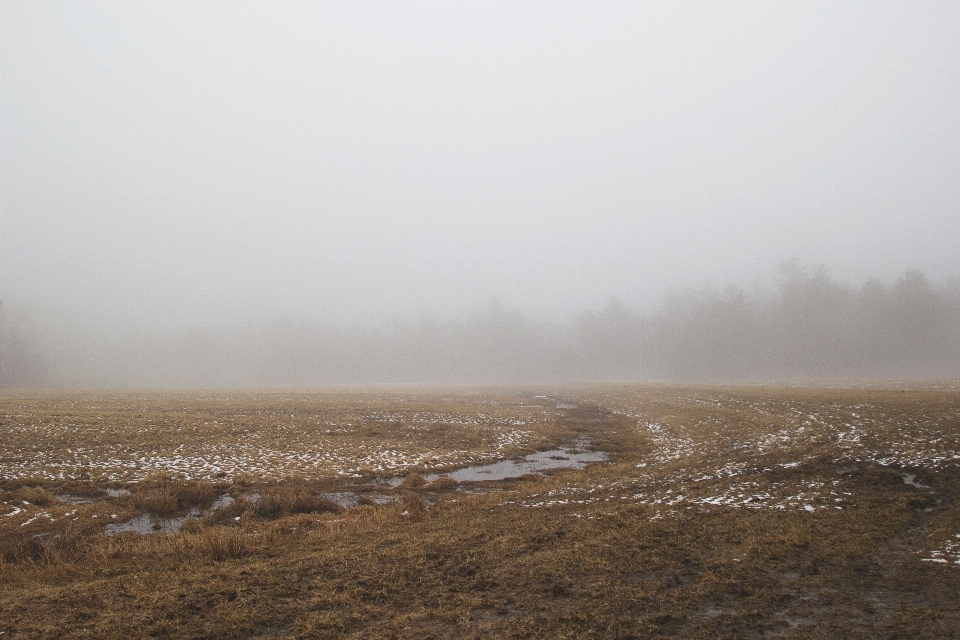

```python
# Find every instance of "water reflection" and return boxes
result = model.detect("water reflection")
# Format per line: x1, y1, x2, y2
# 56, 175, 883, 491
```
323, 491, 397, 508
104, 512, 197, 536
104, 493, 234, 536
102, 431, 609, 535
426, 438, 606, 483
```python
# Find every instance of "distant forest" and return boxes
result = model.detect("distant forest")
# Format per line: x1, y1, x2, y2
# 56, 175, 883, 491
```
3, 263, 959, 388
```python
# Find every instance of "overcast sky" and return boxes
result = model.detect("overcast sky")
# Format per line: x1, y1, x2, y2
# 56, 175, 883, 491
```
2, 1, 959, 329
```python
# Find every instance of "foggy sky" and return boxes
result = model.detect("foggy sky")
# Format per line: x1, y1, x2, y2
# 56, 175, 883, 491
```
2, 1, 959, 330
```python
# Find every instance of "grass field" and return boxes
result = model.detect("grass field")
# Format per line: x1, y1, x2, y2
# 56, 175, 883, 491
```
2, 384, 960, 638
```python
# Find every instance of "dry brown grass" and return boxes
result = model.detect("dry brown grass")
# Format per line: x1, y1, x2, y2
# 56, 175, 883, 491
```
125, 471, 222, 516
2, 385, 960, 638
397, 471, 428, 490
423, 476, 459, 492
255, 486, 344, 519
12, 486, 60, 508
0, 390, 567, 483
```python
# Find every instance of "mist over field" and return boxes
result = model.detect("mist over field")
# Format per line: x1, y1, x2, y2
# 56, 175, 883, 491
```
4, 263, 960, 387
2, 1, 959, 387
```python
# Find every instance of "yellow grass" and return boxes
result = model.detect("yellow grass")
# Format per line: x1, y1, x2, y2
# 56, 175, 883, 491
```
2, 384, 960, 638
0, 390, 567, 482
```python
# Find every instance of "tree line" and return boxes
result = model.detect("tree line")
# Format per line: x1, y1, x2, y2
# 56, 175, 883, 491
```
2, 264, 959, 388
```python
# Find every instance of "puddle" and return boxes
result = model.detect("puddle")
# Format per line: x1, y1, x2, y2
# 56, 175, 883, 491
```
58, 488, 124, 504
531, 394, 579, 410
324, 491, 397, 508
55, 494, 96, 505
426, 438, 607, 483
103, 434, 609, 535
105, 512, 199, 536
104, 493, 235, 536
903, 474, 930, 489
211, 494, 235, 510
702, 606, 735, 618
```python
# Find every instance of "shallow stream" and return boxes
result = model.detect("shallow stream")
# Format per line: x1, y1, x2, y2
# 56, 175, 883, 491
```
102, 399, 607, 534
424, 438, 607, 483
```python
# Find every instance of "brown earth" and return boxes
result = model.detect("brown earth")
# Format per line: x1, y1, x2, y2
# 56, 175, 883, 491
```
2, 384, 959, 638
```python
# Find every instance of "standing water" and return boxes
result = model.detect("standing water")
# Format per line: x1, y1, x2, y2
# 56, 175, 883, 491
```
425, 438, 607, 483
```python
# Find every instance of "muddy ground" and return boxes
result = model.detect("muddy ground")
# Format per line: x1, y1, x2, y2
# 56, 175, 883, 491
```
2, 384, 960, 638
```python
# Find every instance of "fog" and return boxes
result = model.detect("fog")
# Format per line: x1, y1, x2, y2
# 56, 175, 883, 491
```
2, 1, 959, 387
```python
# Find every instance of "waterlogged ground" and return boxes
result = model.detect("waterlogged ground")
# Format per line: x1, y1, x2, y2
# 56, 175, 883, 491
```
3, 385, 960, 639
0, 390, 576, 546
0, 391, 560, 482
515, 386, 960, 518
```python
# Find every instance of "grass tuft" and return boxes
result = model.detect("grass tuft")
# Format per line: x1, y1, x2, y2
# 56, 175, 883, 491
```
423, 476, 458, 492
397, 472, 427, 490
127, 476, 220, 517
255, 486, 344, 519
13, 486, 60, 507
